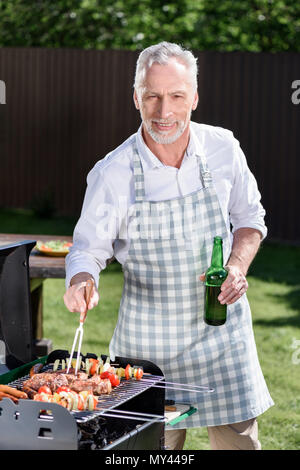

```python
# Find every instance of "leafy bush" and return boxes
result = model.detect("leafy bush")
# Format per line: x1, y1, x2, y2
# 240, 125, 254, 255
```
0, 0, 299, 52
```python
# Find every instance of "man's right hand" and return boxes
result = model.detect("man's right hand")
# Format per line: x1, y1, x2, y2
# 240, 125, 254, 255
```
63, 272, 99, 315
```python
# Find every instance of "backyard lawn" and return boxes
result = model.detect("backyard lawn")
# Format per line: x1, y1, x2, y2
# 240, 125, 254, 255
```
1, 208, 300, 450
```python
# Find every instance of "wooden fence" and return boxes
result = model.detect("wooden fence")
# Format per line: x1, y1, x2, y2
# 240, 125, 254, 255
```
0, 48, 299, 242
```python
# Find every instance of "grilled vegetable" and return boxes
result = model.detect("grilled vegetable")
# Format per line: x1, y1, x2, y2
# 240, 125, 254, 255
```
53, 358, 83, 373
57, 391, 73, 410
99, 371, 110, 379
33, 388, 98, 411
50, 358, 143, 382
89, 359, 99, 376
85, 358, 101, 376
123, 365, 144, 380
116, 367, 125, 379
87, 393, 98, 411
100, 372, 120, 387
133, 367, 143, 380
56, 386, 71, 394
109, 374, 120, 387
125, 364, 132, 380
38, 386, 52, 395
33, 392, 52, 403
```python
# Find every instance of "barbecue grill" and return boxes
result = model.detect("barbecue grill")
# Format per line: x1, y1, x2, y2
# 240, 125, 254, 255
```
0, 240, 169, 450
0, 240, 36, 373
0, 241, 195, 450
0, 349, 166, 450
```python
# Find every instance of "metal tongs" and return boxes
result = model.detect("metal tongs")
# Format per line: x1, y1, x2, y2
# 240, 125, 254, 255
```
66, 279, 94, 374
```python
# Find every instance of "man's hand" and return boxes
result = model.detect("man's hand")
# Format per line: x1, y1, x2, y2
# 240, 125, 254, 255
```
199, 227, 262, 305
63, 272, 99, 314
199, 266, 248, 305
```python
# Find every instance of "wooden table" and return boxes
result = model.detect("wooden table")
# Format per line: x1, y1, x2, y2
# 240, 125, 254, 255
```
0, 233, 72, 348
0, 233, 72, 278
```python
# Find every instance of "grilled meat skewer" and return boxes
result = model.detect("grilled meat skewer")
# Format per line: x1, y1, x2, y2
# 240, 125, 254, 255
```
22, 371, 112, 397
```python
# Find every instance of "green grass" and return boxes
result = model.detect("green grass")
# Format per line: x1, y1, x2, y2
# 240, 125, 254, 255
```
43, 262, 124, 356
0, 207, 77, 235
1, 209, 300, 450
245, 244, 300, 450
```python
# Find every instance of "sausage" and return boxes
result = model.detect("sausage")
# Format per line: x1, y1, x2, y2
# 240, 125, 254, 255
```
29, 363, 44, 377
22, 385, 37, 399
0, 384, 28, 399
0, 391, 19, 403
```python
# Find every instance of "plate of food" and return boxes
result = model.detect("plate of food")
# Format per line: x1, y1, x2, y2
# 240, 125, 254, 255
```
35, 240, 73, 257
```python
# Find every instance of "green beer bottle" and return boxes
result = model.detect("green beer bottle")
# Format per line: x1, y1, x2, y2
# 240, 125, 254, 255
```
204, 236, 228, 326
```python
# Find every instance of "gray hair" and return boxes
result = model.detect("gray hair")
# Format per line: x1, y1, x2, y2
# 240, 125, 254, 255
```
134, 41, 198, 99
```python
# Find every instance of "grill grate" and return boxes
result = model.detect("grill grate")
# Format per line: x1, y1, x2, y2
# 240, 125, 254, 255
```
7, 364, 165, 423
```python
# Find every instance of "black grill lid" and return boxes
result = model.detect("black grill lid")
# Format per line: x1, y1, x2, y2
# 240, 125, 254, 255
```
0, 240, 36, 373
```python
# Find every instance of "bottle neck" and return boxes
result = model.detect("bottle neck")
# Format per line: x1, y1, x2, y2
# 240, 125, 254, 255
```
210, 240, 224, 268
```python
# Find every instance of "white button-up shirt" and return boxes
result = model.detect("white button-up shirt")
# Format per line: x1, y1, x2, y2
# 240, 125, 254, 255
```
65, 121, 267, 287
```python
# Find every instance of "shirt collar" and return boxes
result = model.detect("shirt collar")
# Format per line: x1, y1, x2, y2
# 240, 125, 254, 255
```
189, 122, 205, 158
136, 122, 204, 171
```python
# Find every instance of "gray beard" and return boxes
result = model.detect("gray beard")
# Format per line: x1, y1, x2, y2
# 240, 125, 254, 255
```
142, 117, 190, 145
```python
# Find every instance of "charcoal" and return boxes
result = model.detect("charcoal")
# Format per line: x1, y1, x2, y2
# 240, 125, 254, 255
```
78, 416, 136, 449
78, 439, 96, 450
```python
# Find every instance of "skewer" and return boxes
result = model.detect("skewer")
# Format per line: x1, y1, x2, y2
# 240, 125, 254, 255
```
96, 407, 166, 421
100, 368, 213, 393
97, 412, 166, 423
141, 378, 214, 393
145, 383, 214, 394
96, 407, 166, 423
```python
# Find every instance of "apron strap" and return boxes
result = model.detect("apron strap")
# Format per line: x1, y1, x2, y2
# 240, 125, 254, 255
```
196, 154, 212, 189
133, 141, 146, 202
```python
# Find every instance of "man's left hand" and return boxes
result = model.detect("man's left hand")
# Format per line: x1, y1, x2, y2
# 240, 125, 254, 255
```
199, 265, 248, 305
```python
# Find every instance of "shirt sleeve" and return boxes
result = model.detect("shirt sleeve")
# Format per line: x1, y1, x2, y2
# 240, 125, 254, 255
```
229, 138, 268, 240
65, 164, 117, 288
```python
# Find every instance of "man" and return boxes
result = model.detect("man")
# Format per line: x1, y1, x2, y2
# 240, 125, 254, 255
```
64, 42, 273, 450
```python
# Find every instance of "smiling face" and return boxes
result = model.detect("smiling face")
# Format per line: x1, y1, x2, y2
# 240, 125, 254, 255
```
134, 58, 198, 145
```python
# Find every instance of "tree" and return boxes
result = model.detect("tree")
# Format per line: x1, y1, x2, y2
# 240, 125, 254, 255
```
0, 0, 299, 51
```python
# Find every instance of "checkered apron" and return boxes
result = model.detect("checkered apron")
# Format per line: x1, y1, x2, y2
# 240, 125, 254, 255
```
109, 139, 274, 428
